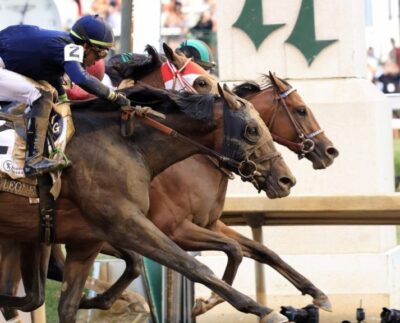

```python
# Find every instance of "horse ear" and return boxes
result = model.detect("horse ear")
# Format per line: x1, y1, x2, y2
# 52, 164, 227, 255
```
220, 83, 240, 110
269, 71, 279, 89
269, 71, 285, 92
163, 42, 174, 61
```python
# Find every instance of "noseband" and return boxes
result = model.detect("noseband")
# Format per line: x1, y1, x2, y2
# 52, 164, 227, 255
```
267, 87, 324, 159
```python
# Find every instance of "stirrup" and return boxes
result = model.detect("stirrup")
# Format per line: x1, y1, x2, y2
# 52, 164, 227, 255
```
24, 158, 70, 177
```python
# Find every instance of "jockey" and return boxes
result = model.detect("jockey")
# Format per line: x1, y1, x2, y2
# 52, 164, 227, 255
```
0, 15, 131, 176
176, 39, 216, 72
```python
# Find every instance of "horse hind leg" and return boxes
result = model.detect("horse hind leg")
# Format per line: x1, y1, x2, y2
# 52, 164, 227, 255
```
58, 242, 103, 323
0, 241, 21, 320
215, 220, 332, 312
0, 242, 49, 313
79, 243, 149, 313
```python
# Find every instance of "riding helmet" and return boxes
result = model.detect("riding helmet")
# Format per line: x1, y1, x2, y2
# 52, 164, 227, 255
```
177, 39, 216, 70
70, 14, 114, 49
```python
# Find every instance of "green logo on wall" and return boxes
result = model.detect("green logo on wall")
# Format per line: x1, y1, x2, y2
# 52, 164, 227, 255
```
233, 0, 338, 66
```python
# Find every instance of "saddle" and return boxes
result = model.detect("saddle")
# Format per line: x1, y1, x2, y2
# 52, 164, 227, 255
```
0, 100, 74, 199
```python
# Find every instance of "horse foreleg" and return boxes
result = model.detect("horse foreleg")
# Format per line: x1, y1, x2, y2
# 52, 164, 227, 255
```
58, 242, 103, 323
0, 241, 21, 320
215, 220, 332, 312
79, 243, 148, 313
169, 219, 243, 316
105, 210, 287, 322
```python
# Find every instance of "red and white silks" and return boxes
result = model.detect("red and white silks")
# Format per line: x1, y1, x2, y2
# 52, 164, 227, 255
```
161, 58, 204, 93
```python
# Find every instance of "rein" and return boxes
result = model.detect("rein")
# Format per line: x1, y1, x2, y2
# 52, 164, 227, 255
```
266, 87, 324, 159
129, 108, 271, 182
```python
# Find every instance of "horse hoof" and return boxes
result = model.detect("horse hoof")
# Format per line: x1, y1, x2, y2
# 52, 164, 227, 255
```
191, 298, 206, 317
313, 295, 333, 312
261, 311, 289, 323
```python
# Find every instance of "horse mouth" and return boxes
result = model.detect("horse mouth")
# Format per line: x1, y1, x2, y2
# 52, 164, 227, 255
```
305, 144, 339, 170
257, 175, 291, 199
306, 150, 333, 170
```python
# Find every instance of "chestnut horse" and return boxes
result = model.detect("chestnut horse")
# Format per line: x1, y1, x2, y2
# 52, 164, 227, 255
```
0, 84, 295, 323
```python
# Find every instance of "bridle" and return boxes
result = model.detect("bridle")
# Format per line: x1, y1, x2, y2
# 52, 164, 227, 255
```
266, 86, 324, 159
126, 100, 281, 185
164, 58, 198, 93
161, 63, 282, 184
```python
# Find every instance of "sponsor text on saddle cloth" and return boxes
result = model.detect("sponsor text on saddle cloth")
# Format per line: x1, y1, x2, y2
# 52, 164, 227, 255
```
0, 100, 74, 199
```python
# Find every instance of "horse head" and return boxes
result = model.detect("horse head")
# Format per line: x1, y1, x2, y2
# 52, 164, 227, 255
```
233, 72, 339, 170
162, 42, 218, 95
120, 84, 295, 198
216, 83, 295, 198
112, 44, 218, 95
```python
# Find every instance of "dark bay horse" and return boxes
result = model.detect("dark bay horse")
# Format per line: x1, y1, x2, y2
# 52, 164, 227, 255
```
0, 74, 338, 320
1, 44, 338, 319
31, 74, 337, 318
83, 74, 338, 315
0, 84, 295, 323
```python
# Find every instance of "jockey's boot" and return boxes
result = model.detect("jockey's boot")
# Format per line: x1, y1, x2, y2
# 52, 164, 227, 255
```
24, 89, 70, 177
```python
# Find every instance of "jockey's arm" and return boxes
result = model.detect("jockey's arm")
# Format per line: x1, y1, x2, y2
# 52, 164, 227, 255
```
64, 60, 117, 101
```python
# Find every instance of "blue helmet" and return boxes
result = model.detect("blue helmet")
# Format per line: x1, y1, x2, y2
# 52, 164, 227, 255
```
70, 15, 114, 49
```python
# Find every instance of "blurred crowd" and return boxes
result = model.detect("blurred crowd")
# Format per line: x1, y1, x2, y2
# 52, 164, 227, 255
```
367, 38, 400, 94
161, 0, 218, 71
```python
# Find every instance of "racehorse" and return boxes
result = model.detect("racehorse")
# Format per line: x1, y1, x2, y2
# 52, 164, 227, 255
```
1, 44, 338, 320
0, 83, 295, 323
0, 42, 220, 320
75, 73, 338, 316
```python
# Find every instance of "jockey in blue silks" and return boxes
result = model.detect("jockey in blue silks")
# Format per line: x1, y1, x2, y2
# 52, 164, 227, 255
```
0, 15, 131, 176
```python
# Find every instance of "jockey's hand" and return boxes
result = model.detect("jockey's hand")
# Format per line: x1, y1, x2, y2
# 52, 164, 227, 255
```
113, 92, 131, 107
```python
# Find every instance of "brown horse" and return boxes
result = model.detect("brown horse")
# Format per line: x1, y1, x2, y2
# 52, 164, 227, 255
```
0, 42, 220, 320
31, 76, 336, 316
1, 44, 337, 319
0, 84, 295, 323
0, 74, 338, 320
79, 74, 338, 315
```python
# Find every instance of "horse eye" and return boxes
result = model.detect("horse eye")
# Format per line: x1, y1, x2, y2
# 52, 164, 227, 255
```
296, 107, 307, 116
197, 80, 207, 87
244, 125, 260, 144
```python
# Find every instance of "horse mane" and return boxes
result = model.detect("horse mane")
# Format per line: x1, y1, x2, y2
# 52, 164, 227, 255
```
233, 74, 291, 97
232, 81, 262, 97
113, 45, 165, 81
70, 84, 215, 122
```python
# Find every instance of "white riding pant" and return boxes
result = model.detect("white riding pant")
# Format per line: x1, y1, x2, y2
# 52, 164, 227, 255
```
0, 57, 41, 105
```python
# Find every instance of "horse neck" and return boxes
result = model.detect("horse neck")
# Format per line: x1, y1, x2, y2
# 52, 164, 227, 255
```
137, 69, 165, 89
70, 110, 219, 179
244, 87, 277, 126
133, 116, 219, 177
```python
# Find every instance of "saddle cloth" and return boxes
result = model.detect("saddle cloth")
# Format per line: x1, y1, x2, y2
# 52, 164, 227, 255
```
0, 102, 75, 199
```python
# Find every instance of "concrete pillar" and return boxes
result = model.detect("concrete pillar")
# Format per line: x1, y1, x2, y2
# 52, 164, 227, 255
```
196, 1, 398, 322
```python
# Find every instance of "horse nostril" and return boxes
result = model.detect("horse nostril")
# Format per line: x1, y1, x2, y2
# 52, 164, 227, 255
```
326, 146, 339, 159
279, 176, 296, 188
